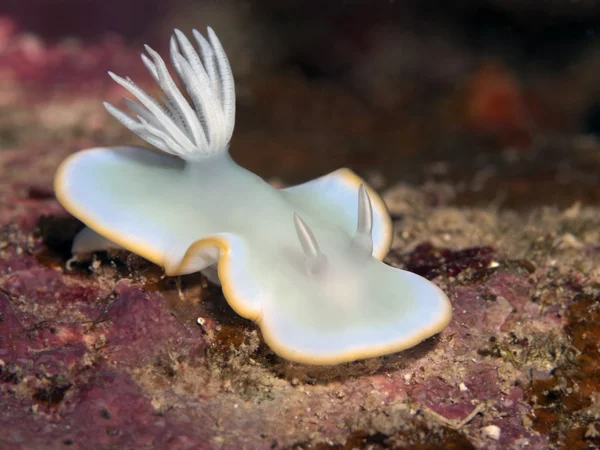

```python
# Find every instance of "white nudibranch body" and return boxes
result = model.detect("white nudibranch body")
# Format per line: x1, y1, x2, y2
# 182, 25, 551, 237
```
54, 27, 452, 365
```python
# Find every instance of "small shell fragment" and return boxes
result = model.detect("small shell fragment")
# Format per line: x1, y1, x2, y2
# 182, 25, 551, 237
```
481, 424, 501, 440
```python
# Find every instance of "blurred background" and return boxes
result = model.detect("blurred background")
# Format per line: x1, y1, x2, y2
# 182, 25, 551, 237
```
1, 0, 600, 210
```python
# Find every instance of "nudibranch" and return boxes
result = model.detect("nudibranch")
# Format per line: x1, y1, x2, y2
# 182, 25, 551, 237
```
54, 27, 452, 365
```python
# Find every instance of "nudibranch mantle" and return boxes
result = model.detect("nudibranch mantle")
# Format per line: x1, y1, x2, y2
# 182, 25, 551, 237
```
54, 27, 452, 365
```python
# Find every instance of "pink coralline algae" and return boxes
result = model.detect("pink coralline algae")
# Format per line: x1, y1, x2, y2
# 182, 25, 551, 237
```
0, 16, 154, 102
0, 244, 210, 449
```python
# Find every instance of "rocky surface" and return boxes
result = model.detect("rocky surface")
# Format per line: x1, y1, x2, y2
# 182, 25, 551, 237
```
1, 179, 599, 449
3, 157, 600, 449
2, 5, 600, 449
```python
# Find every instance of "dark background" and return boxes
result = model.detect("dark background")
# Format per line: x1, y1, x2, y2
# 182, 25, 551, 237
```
2, 0, 600, 209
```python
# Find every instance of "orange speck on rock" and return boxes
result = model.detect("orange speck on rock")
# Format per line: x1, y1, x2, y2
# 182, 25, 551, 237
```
56, 326, 80, 344
465, 62, 536, 149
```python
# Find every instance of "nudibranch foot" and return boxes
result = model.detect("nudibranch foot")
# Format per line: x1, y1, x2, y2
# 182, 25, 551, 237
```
54, 27, 452, 365
73, 226, 123, 254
